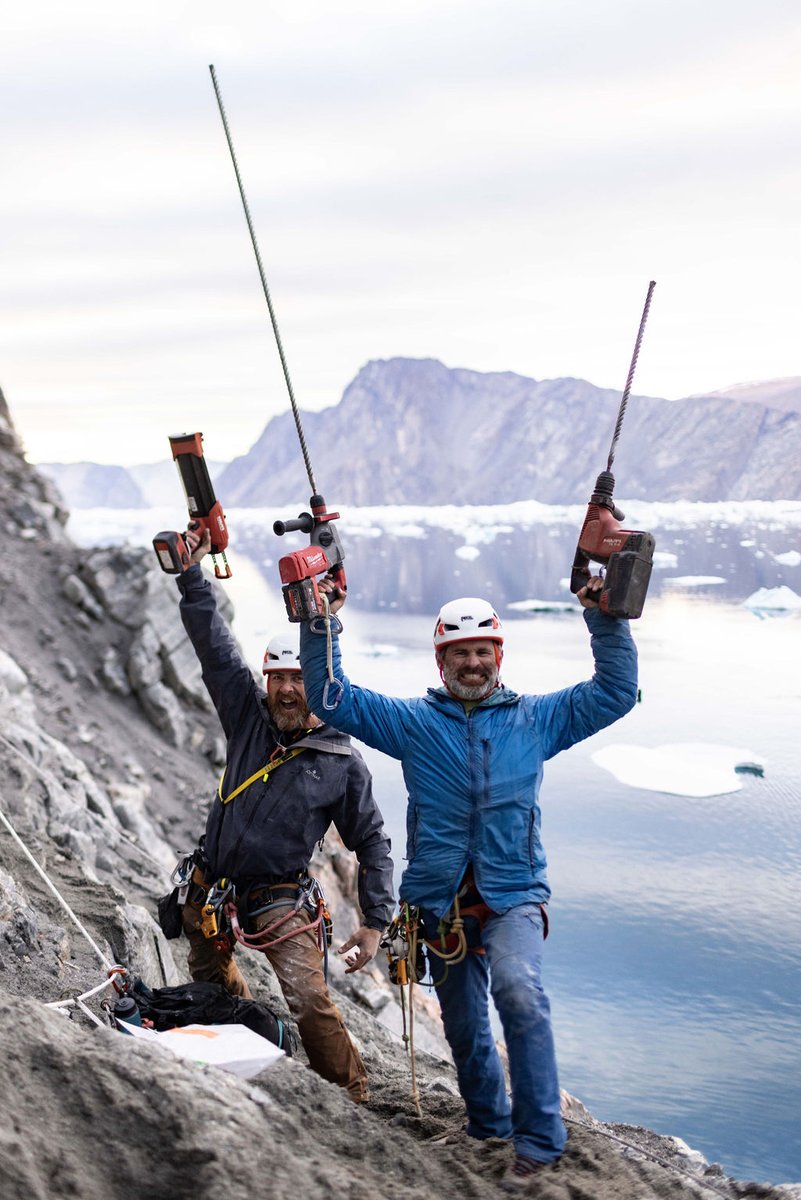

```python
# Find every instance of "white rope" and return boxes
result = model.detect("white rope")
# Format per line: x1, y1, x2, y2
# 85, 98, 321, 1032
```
0, 802, 113, 969
46, 976, 121, 1029
45, 973, 124, 1010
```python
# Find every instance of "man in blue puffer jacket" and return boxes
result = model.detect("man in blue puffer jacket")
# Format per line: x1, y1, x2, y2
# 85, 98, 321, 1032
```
300, 579, 637, 1191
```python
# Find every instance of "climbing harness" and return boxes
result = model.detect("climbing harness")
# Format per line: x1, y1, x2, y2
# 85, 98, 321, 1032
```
226, 877, 331, 953
192, 871, 334, 977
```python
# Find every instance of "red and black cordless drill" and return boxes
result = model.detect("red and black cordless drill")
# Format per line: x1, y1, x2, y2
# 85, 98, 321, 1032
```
153, 432, 232, 580
274, 493, 346, 621
569, 281, 657, 620
570, 470, 654, 619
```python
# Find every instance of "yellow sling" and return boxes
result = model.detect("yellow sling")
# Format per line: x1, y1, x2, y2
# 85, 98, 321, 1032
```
218, 745, 307, 806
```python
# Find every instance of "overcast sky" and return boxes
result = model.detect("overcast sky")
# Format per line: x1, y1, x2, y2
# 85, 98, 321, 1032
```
1, 1, 799, 465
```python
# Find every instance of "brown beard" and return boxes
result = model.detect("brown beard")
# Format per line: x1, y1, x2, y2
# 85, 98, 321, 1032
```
440, 658, 499, 701
267, 694, 314, 733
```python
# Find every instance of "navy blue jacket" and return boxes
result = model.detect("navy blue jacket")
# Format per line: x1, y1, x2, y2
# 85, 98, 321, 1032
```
177, 566, 394, 930
301, 608, 637, 919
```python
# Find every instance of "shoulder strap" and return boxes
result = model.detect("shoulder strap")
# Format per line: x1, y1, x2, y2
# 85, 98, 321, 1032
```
218, 745, 307, 806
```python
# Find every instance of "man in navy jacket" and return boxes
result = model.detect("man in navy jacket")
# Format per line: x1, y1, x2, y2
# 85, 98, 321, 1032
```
300, 582, 637, 1186
176, 527, 394, 1102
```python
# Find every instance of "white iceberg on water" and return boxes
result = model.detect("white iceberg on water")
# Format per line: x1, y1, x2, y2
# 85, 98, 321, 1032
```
743, 585, 801, 614
592, 743, 766, 798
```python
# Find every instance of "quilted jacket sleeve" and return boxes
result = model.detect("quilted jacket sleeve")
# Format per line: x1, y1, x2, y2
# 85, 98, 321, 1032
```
536, 608, 639, 760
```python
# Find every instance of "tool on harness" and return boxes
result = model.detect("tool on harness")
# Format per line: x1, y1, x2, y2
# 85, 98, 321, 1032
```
382, 904, 426, 988
201, 877, 235, 942
569, 280, 657, 619
380, 902, 424, 1116
153, 432, 232, 580
207, 66, 347, 624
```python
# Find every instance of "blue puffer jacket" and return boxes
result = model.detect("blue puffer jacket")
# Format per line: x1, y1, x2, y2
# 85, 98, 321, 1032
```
301, 608, 637, 919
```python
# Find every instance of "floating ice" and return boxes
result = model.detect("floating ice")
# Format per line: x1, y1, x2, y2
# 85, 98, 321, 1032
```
592, 743, 767, 798
360, 643, 399, 657
507, 599, 575, 614
743, 585, 801, 613
662, 576, 726, 588
455, 545, 481, 561
773, 550, 801, 567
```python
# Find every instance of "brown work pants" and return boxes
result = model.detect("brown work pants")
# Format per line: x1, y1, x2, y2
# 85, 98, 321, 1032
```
182, 879, 367, 1101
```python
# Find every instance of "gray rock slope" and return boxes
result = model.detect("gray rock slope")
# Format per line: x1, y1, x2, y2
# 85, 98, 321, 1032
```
1, 386, 798, 1200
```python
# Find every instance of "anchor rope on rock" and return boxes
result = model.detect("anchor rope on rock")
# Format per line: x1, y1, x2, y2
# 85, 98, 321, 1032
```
0, 797, 131, 1020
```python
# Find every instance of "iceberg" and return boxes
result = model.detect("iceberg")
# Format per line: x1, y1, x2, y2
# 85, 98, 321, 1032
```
507, 598, 575, 614
743, 585, 801, 613
592, 743, 767, 798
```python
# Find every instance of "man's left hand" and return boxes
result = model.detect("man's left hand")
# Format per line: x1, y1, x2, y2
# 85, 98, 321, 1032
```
337, 926, 382, 974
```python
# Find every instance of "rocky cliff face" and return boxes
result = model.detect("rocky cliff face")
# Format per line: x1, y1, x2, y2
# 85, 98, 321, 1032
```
0, 384, 797, 1200
216, 359, 801, 507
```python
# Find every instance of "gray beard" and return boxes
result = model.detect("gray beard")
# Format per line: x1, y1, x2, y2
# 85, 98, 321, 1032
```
441, 660, 499, 701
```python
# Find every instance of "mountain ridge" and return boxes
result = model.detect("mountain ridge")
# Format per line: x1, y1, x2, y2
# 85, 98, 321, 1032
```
37, 359, 801, 510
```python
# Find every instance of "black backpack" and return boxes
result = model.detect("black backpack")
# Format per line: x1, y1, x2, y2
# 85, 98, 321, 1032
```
130, 979, 296, 1055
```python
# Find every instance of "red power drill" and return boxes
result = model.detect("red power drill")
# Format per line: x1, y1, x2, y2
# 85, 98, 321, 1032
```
569, 280, 657, 619
153, 432, 232, 580
273, 493, 346, 621
570, 470, 654, 619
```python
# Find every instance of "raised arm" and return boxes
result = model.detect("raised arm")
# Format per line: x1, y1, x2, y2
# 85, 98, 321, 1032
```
176, 530, 257, 737
537, 607, 639, 759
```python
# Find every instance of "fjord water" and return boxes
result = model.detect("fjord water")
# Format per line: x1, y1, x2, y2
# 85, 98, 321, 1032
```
69, 509, 801, 1184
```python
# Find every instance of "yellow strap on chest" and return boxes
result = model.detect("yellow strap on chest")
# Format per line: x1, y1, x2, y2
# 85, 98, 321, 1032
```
218, 746, 306, 806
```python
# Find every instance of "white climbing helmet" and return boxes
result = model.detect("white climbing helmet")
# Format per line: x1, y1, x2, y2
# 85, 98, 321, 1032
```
262, 634, 301, 675
432, 597, 504, 650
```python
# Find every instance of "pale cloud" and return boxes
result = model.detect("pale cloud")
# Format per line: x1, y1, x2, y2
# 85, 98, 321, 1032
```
1, 0, 799, 463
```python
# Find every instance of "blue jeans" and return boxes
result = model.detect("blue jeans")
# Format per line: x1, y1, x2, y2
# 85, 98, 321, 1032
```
423, 902, 566, 1163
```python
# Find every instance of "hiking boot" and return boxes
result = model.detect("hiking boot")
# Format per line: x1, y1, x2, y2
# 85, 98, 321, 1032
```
499, 1154, 549, 1194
